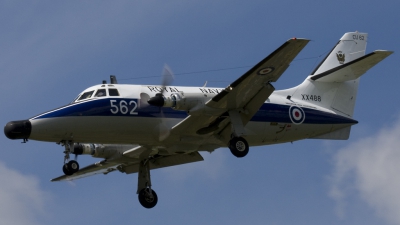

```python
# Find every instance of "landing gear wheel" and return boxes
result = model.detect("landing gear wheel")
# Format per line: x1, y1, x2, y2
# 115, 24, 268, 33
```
62, 160, 80, 176
229, 137, 249, 158
62, 164, 73, 175
67, 160, 79, 173
138, 188, 158, 209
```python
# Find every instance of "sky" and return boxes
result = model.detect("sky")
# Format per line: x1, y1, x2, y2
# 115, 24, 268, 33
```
1, 0, 400, 224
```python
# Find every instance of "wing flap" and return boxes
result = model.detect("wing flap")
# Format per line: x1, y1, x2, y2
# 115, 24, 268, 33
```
122, 152, 204, 174
310, 50, 393, 82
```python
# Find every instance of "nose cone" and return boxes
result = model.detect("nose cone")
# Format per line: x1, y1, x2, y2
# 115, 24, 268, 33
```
4, 120, 31, 140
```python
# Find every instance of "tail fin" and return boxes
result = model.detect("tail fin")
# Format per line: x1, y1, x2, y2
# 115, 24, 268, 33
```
278, 31, 393, 118
311, 32, 368, 75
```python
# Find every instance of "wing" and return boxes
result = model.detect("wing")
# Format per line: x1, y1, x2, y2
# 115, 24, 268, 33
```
170, 38, 309, 138
51, 146, 203, 181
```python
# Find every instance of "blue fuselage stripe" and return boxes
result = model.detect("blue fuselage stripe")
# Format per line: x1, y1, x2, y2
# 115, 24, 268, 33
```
31, 98, 358, 124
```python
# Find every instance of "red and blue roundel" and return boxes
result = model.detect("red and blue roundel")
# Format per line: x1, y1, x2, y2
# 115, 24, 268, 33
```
289, 105, 305, 125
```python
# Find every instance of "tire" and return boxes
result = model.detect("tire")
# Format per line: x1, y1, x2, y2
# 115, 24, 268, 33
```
229, 137, 249, 158
63, 164, 73, 176
138, 188, 158, 209
67, 160, 79, 174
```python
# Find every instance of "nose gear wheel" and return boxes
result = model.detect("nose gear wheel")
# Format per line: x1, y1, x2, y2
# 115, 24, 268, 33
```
61, 141, 80, 176
63, 160, 80, 175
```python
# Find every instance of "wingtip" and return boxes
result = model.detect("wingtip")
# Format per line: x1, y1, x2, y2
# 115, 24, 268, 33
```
50, 176, 67, 182
288, 37, 310, 42
374, 50, 394, 55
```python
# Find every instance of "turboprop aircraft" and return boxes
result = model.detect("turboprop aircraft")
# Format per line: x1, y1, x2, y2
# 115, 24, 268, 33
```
4, 32, 392, 208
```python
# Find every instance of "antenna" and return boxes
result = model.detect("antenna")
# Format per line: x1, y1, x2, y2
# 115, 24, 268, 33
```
110, 75, 118, 84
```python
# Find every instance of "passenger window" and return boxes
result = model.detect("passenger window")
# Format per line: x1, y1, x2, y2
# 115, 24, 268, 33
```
108, 89, 120, 96
95, 89, 107, 97
78, 91, 94, 100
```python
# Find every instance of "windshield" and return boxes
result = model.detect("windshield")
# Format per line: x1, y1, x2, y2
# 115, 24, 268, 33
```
78, 91, 94, 101
71, 94, 81, 103
72, 87, 120, 103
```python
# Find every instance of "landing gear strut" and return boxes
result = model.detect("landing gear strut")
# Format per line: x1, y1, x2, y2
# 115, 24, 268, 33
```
61, 141, 80, 176
137, 160, 158, 208
229, 137, 249, 158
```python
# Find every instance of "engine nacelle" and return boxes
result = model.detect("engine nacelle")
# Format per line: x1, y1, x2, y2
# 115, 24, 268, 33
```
148, 91, 225, 116
165, 92, 204, 111
73, 144, 132, 159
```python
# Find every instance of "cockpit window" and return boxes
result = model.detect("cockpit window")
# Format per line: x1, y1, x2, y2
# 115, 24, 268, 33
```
94, 89, 107, 97
78, 91, 94, 100
108, 89, 120, 96
71, 94, 81, 103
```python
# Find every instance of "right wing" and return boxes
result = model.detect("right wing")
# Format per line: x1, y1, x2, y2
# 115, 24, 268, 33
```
170, 38, 310, 138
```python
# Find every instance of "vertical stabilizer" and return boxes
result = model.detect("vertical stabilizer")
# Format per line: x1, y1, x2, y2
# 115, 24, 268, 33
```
274, 31, 392, 140
276, 31, 392, 119
311, 32, 368, 75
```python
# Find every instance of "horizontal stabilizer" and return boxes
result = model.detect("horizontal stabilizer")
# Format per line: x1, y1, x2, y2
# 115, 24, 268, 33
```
310, 50, 393, 82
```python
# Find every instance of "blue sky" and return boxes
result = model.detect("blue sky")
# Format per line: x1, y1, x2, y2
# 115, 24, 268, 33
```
1, 1, 400, 224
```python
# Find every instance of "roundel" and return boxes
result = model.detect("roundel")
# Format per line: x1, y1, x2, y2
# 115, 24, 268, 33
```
289, 105, 305, 125
257, 67, 275, 75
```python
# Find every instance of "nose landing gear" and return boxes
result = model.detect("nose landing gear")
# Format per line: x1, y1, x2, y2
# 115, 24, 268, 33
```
62, 160, 79, 176
61, 141, 80, 176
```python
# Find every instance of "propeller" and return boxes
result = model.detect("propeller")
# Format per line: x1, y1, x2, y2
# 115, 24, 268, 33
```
148, 64, 175, 107
148, 64, 175, 141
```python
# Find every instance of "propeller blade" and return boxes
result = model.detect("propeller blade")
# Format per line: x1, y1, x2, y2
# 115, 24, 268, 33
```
148, 64, 175, 107
158, 109, 170, 141
160, 64, 174, 94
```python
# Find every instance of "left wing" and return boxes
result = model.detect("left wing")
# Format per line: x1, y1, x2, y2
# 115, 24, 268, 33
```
51, 146, 203, 181
170, 38, 309, 137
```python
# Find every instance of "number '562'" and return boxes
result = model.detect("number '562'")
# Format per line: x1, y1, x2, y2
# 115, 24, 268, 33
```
110, 100, 138, 115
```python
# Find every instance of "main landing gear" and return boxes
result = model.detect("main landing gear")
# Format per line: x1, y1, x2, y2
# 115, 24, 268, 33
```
137, 159, 158, 208
61, 141, 80, 176
229, 136, 249, 158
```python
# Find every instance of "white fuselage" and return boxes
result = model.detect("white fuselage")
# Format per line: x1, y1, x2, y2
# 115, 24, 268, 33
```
27, 84, 357, 150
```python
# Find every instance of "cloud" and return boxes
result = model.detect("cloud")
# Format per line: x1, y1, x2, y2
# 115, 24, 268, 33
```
0, 161, 51, 225
329, 118, 400, 224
